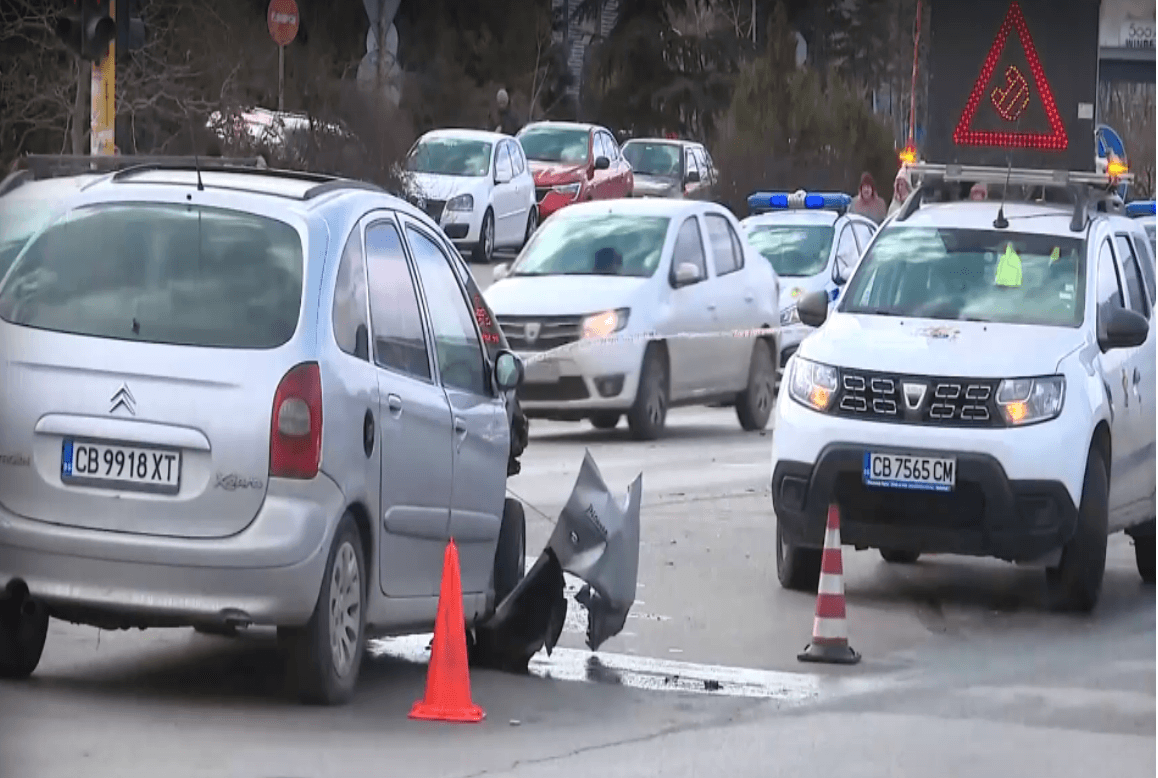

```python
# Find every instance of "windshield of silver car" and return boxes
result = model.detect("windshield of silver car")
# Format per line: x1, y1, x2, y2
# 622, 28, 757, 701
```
509, 214, 669, 278
0, 203, 304, 348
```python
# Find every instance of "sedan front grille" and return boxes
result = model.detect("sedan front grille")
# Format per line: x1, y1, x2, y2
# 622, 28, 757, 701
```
497, 315, 583, 352
833, 367, 1002, 428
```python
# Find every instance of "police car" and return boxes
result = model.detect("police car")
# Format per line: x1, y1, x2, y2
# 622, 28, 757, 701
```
1125, 200, 1155, 256
770, 164, 1155, 613
740, 191, 879, 389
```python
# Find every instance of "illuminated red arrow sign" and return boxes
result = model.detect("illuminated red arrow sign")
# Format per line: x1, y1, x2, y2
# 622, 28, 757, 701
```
953, 0, 1068, 152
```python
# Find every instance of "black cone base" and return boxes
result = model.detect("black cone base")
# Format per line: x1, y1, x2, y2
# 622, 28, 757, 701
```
798, 641, 861, 665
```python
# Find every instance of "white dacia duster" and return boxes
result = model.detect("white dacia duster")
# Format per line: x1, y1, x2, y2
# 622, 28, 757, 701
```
770, 165, 1156, 612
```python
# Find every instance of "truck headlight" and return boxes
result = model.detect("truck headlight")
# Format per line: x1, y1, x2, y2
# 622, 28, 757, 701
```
788, 357, 838, 412
446, 194, 474, 212
996, 376, 1065, 426
780, 306, 800, 326
582, 308, 630, 339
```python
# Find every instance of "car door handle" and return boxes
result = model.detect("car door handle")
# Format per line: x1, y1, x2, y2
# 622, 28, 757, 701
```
454, 417, 468, 436
1133, 368, 1142, 386
744, 293, 755, 303
387, 394, 403, 416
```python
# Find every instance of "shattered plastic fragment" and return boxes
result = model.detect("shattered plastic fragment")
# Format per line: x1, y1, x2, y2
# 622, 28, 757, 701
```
473, 450, 642, 670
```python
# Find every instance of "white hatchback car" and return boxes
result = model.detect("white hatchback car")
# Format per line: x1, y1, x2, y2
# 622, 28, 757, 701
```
486, 199, 781, 439
771, 166, 1156, 613
402, 129, 538, 263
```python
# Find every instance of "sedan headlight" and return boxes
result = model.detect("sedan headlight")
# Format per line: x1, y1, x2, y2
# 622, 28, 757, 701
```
780, 306, 800, 326
788, 357, 838, 412
446, 193, 474, 212
552, 182, 581, 198
582, 308, 630, 339
996, 376, 1065, 426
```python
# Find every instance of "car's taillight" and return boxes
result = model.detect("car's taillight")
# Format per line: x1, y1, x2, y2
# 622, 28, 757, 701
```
270, 362, 322, 479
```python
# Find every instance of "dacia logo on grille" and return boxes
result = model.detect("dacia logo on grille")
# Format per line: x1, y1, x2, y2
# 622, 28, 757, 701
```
902, 382, 927, 411
524, 322, 541, 344
109, 384, 136, 416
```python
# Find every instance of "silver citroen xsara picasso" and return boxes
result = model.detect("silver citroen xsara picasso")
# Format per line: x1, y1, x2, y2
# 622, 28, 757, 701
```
0, 163, 526, 705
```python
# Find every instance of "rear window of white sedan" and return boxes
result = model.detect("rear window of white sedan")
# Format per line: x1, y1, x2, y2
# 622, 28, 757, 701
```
0, 203, 304, 349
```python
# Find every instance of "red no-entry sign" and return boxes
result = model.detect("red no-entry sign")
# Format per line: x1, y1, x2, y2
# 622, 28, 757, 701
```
267, 0, 299, 47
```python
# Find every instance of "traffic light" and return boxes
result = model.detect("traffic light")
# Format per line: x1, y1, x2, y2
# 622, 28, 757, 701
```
54, 0, 116, 62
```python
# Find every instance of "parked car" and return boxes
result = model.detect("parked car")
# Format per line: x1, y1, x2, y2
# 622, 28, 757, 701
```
516, 121, 634, 219
741, 191, 878, 387
771, 166, 1156, 612
486, 198, 780, 439
402, 129, 538, 264
1125, 199, 1155, 256
0, 161, 530, 705
621, 138, 718, 201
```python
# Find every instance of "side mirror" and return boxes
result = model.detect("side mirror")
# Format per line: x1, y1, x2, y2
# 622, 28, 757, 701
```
1097, 305, 1149, 351
594, 156, 611, 171
672, 261, 702, 287
685, 170, 700, 184
492, 262, 511, 281
797, 289, 830, 328
494, 350, 524, 391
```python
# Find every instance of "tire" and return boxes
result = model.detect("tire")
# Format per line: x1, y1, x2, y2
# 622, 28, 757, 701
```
521, 208, 538, 249
472, 209, 496, 264
281, 513, 367, 705
0, 589, 49, 680
776, 518, 822, 592
880, 549, 921, 564
627, 346, 669, 441
590, 412, 621, 430
1133, 527, 1155, 585
1045, 449, 1109, 613
493, 498, 527, 607
735, 339, 776, 431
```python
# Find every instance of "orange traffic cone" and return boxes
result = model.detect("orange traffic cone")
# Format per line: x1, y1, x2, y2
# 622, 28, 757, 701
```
798, 504, 861, 665
409, 539, 486, 722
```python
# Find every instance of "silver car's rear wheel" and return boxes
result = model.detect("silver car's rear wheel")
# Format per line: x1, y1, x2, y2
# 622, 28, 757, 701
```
282, 513, 366, 705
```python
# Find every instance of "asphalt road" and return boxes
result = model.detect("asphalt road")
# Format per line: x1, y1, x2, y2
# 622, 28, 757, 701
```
0, 263, 1152, 777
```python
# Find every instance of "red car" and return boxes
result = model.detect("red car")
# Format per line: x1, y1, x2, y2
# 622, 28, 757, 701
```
516, 121, 634, 219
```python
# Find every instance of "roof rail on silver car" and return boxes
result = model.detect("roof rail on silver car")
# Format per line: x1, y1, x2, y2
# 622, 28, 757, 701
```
109, 161, 387, 201
0, 154, 269, 198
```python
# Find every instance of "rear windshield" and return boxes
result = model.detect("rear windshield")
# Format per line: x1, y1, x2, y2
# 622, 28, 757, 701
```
0, 203, 304, 349
839, 227, 1086, 327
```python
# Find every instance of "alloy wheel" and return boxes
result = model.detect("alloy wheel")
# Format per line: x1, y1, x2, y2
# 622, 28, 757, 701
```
328, 542, 361, 678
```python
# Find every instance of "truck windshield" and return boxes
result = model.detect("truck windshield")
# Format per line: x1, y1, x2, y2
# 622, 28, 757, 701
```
839, 227, 1086, 327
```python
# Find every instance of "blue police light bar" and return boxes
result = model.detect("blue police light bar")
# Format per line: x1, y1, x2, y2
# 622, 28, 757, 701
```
1125, 200, 1155, 218
748, 191, 852, 215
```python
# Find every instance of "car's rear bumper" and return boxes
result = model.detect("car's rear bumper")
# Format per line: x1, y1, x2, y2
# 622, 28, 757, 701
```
0, 474, 345, 629
771, 445, 1078, 561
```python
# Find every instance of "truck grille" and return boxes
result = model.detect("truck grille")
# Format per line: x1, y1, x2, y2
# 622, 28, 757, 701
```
497, 315, 583, 352
833, 368, 1003, 428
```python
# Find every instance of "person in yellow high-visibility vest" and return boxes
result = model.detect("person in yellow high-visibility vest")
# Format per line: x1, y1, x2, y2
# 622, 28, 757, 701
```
994, 242, 1022, 287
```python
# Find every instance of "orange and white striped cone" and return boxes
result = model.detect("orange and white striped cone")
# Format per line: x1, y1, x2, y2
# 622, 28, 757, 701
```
798, 504, 861, 665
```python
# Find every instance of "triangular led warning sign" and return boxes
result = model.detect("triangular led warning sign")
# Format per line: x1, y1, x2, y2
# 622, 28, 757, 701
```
953, 1, 1068, 152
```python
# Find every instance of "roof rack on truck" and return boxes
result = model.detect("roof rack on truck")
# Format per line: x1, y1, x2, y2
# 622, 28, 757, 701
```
895, 163, 1134, 233
0, 154, 268, 197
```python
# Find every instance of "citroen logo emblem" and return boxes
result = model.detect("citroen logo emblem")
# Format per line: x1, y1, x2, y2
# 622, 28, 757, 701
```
524, 322, 541, 344
109, 384, 137, 416
902, 382, 927, 411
